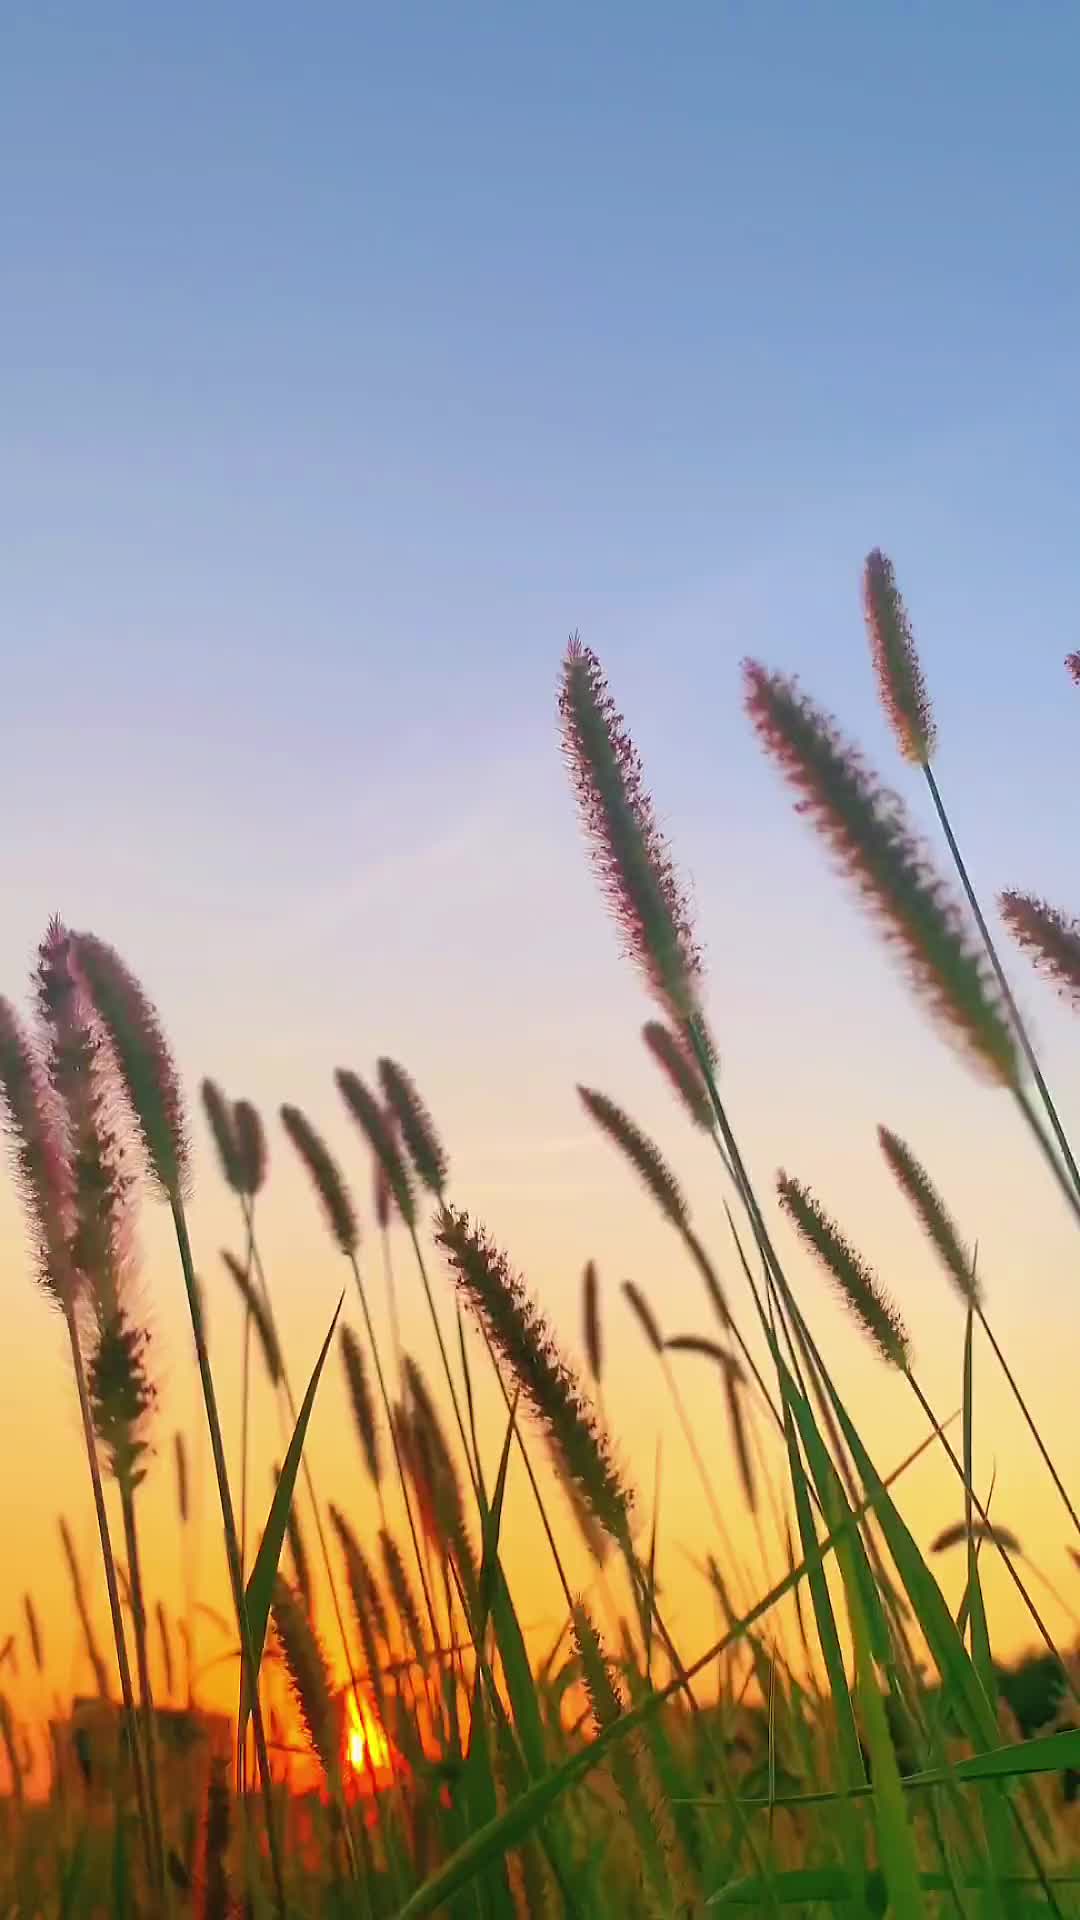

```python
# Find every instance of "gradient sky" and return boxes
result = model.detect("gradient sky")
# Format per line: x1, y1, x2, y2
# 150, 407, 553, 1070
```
3, 4, 1080, 1741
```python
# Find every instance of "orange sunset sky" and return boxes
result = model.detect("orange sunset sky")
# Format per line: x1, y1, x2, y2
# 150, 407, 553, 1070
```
4, 3, 1080, 1782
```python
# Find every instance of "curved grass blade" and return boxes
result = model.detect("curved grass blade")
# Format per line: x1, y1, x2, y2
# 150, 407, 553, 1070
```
240, 1291, 344, 1731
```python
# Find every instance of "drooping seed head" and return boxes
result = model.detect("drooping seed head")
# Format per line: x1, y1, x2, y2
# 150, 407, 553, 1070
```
88, 1305, 157, 1489
931, 1520, 1021, 1555
23, 1596, 43, 1675
174, 1431, 189, 1526
999, 891, 1080, 1009
335, 1069, 416, 1228
201, 1081, 244, 1192
270, 1576, 337, 1782
437, 1204, 634, 1551
280, 1104, 358, 1255
222, 1250, 282, 1384
621, 1280, 663, 1353
233, 1100, 267, 1197
70, 934, 189, 1200
377, 1057, 448, 1197
877, 1126, 979, 1306
778, 1172, 911, 1368
578, 1086, 687, 1229
582, 1260, 602, 1383
642, 1021, 714, 1131
559, 636, 705, 1026
0, 995, 75, 1304
862, 549, 936, 765
341, 1324, 381, 1488
744, 666, 1019, 1086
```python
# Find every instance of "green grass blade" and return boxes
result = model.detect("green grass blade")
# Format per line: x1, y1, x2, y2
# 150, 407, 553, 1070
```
241, 1291, 344, 1729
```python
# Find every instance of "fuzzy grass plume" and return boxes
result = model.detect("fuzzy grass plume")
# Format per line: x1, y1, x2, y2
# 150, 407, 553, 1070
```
70, 933, 189, 1201
582, 1260, 602, 1385
222, 1249, 282, 1385
336, 1069, 416, 1227
622, 1280, 663, 1354
380, 1528, 424, 1663
233, 1098, 267, 1196
280, 1104, 358, 1255
59, 1516, 109, 1699
270, 1575, 338, 1783
778, 1173, 911, 1368
341, 1324, 381, 1489
642, 1021, 713, 1130
436, 1205, 633, 1550
0, 996, 74, 1301
378, 1057, 448, 1197
999, 891, 1080, 1008
862, 549, 936, 765
932, 1521, 1022, 1555
1067, 652, 1080, 685
201, 1080, 244, 1193
23, 1595, 43, 1675
174, 1431, 189, 1528
877, 1126, 978, 1305
745, 665, 1018, 1085
559, 636, 704, 1026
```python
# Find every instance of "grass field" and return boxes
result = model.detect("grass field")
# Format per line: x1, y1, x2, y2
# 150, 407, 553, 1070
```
2, 552, 1080, 1917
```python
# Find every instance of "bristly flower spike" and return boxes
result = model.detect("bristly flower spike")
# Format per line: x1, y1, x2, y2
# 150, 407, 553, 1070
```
778, 1173, 911, 1369
862, 549, 936, 765
642, 1022, 713, 1131
0, 996, 75, 1303
377, 1058, 448, 1197
437, 1206, 634, 1551
70, 934, 189, 1202
621, 1280, 663, 1354
335, 1070, 416, 1228
280, 1105, 358, 1256
201, 1081, 244, 1193
744, 666, 1019, 1087
877, 1126, 980, 1306
559, 636, 706, 1029
233, 1100, 267, 1197
582, 1261, 602, 1384
999, 892, 1080, 1009
341, 1325, 381, 1488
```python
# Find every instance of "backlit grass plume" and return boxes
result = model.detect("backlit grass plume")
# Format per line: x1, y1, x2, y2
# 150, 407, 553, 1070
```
380, 1528, 424, 1664
275, 1462, 314, 1620
201, 1080, 244, 1193
70, 933, 189, 1201
622, 1280, 663, 1354
59, 1516, 109, 1699
233, 1099, 267, 1196
862, 549, 936, 765
336, 1069, 415, 1227
1067, 652, 1080, 685
270, 1576, 337, 1784
642, 1021, 713, 1130
559, 636, 704, 1026
341, 1324, 381, 1489
0, 996, 74, 1301
436, 1205, 633, 1551
330, 1506, 388, 1724
999, 891, 1080, 1008
877, 1127, 978, 1305
744, 665, 1018, 1085
579, 1085, 729, 1323
932, 1521, 1022, 1555
23, 1596, 43, 1675
280, 1104, 358, 1255
777, 1173, 911, 1368
582, 1260, 602, 1384
174, 1431, 189, 1527
222, 1250, 282, 1385
378, 1057, 448, 1197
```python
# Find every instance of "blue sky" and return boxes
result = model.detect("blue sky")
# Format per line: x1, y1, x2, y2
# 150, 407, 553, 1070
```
3, 4, 1080, 1669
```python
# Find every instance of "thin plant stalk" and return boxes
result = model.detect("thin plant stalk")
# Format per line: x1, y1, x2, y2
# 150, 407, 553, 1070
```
168, 1198, 286, 1920
63, 1309, 155, 1885
118, 1482, 167, 1896
974, 1305, 1080, 1540
923, 761, 1080, 1203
